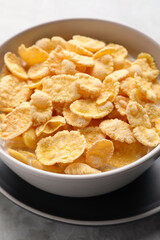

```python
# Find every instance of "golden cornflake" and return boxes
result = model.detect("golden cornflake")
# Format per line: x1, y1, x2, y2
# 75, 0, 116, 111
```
63, 50, 94, 67
63, 103, 91, 128
0, 102, 32, 140
64, 162, 101, 175
18, 44, 48, 65
73, 35, 105, 52
89, 55, 114, 81
4, 52, 28, 79
57, 59, 77, 75
66, 40, 93, 56
136, 76, 156, 102
0, 75, 31, 109
100, 119, 135, 143
79, 126, 106, 149
22, 127, 38, 149
133, 126, 160, 147
126, 101, 151, 128
7, 148, 30, 165
36, 116, 66, 137
28, 63, 50, 80
30, 90, 53, 125
120, 77, 136, 97
155, 118, 160, 136
42, 75, 80, 103
51, 36, 67, 49
114, 96, 129, 116
36, 130, 86, 165
35, 38, 55, 53
108, 141, 149, 168
137, 52, 158, 70
70, 99, 113, 119
75, 73, 102, 98
86, 139, 114, 169
96, 75, 120, 105
0, 65, 10, 80
145, 103, 160, 123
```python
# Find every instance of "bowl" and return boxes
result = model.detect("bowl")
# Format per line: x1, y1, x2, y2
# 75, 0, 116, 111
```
0, 19, 160, 197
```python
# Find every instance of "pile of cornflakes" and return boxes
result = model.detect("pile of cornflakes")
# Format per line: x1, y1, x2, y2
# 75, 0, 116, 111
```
0, 35, 160, 175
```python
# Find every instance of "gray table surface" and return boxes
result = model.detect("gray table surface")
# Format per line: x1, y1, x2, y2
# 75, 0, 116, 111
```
0, 0, 160, 239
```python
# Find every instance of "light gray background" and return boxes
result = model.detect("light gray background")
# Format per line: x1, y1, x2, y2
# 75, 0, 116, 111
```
0, 0, 160, 239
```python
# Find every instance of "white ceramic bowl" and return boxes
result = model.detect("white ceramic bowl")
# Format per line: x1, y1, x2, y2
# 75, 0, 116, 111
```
0, 19, 160, 197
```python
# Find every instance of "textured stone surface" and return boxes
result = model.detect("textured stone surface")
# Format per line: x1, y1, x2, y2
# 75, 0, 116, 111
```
0, 0, 160, 239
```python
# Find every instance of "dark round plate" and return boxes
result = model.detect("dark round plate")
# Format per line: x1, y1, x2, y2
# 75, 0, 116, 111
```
0, 158, 160, 226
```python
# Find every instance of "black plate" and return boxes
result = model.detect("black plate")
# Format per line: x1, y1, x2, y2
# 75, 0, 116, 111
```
0, 158, 160, 226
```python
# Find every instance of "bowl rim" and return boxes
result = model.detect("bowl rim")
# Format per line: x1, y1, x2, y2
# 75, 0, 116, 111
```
0, 18, 160, 180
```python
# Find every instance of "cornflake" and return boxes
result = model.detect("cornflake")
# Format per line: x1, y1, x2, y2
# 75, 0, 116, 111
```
30, 90, 53, 125
73, 35, 105, 52
42, 75, 80, 103
126, 101, 151, 128
63, 103, 91, 128
66, 40, 93, 57
0, 75, 31, 109
64, 163, 101, 175
35, 116, 66, 136
133, 126, 160, 147
100, 119, 135, 143
36, 130, 86, 165
70, 99, 113, 119
108, 141, 149, 168
75, 73, 102, 98
79, 126, 106, 149
4, 52, 28, 79
18, 44, 48, 65
0, 102, 32, 139
114, 96, 129, 116
86, 139, 114, 169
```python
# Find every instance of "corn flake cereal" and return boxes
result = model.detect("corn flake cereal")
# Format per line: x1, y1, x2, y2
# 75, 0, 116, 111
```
89, 56, 114, 81
73, 35, 105, 52
120, 77, 136, 96
4, 52, 28, 79
70, 99, 113, 119
108, 141, 149, 168
18, 44, 48, 65
96, 76, 120, 105
114, 96, 129, 116
65, 162, 101, 175
79, 126, 106, 149
0, 35, 160, 175
145, 103, 160, 123
75, 73, 102, 98
0, 75, 31, 109
63, 50, 94, 67
7, 148, 30, 165
36, 116, 66, 136
28, 63, 50, 80
42, 75, 80, 103
22, 127, 37, 149
100, 119, 135, 143
35, 38, 55, 53
30, 90, 53, 125
126, 101, 151, 128
0, 102, 32, 140
63, 103, 91, 128
0, 65, 10, 80
133, 126, 160, 147
66, 40, 93, 57
36, 130, 86, 165
86, 139, 114, 169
